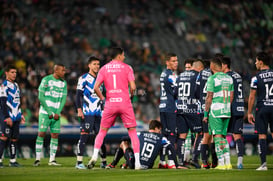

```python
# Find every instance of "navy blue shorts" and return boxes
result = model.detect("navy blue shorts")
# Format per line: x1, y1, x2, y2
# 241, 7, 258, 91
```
0, 120, 20, 139
160, 112, 176, 137
255, 107, 273, 134
177, 114, 202, 134
228, 116, 244, 134
80, 115, 101, 135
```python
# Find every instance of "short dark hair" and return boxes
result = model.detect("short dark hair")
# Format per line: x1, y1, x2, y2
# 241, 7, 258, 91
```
88, 56, 100, 64
110, 47, 124, 59
211, 57, 222, 68
221, 56, 231, 69
256, 52, 271, 66
214, 53, 224, 60
5, 64, 16, 72
165, 53, 177, 61
149, 120, 162, 130
203, 59, 211, 68
184, 58, 195, 66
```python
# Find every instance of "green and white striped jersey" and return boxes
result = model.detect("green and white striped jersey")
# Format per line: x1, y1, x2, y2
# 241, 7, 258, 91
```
38, 74, 67, 115
206, 72, 233, 118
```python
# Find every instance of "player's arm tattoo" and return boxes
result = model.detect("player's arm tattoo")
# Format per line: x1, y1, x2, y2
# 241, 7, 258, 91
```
204, 91, 213, 112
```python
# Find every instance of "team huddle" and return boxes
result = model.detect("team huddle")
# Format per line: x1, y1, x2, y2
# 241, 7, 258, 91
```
0, 48, 272, 171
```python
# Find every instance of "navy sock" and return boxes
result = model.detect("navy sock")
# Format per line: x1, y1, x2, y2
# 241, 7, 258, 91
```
160, 147, 166, 162
0, 139, 6, 159
258, 139, 267, 164
192, 134, 202, 161
9, 141, 17, 160
167, 134, 176, 146
235, 139, 244, 157
77, 134, 88, 156
124, 148, 135, 169
176, 138, 185, 164
99, 143, 107, 160
201, 144, 209, 164
211, 142, 218, 165
112, 147, 124, 166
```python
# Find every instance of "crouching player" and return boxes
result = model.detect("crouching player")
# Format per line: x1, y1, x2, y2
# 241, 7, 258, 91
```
106, 120, 187, 169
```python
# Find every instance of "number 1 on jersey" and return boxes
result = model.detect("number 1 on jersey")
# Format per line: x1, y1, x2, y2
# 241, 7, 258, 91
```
113, 74, 117, 89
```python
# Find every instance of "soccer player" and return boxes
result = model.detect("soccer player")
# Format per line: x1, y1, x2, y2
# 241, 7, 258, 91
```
203, 57, 234, 170
33, 64, 67, 166
159, 53, 178, 168
0, 65, 25, 168
106, 120, 186, 169
248, 52, 273, 171
87, 47, 141, 170
75, 56, 107, 169
183, 58, 194, 166
176, 59, 204, 168
222, 56, 245, 169
197, 59, 218, 169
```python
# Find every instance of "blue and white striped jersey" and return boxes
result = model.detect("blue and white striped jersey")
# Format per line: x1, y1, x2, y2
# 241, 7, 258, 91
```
1, 80, 22, 122
76, 73, 103, 116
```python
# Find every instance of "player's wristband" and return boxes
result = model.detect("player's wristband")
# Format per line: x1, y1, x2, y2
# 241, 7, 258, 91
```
204, 111, 209, 118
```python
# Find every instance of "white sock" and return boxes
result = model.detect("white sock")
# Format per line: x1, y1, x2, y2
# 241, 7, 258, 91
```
92, 148, 99, 161
134, 153, 140, 168
224, 152, 231, 165
77, 156, 83, 162
237, 156, 243, 165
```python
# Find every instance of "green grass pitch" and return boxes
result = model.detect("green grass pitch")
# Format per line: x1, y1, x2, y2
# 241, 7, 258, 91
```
0, 156, 272, 181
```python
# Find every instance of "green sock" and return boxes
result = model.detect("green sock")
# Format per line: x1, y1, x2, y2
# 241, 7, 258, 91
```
49, 138, 58, 162
35, 136, 44, 160
184, 131, 192, 162
213, 137, 224, 166
222, 138, 231, 165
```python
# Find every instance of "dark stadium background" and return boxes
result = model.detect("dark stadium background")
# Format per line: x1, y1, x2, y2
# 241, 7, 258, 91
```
0, 0, 272, 157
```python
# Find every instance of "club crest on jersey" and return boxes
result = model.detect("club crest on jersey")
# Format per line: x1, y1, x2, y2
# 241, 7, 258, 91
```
85, 123, 90, 129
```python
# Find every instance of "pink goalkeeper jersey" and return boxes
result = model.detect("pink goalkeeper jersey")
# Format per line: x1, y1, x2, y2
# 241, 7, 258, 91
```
96, 60, 135, 106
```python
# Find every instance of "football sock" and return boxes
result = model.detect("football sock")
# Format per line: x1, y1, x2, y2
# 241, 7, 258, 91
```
235, 138, 244, 157
94, 129, 107, 150
0, 139, 6, 160
99, 143, 107, 160
201, 144, 209, 164
184, 132, 192, 162
9, 141, 17, 161
112, 147, 124, 166
192, 134, 202, 161
124, 147, 135, 169
35, 136, 44, 161
159, 147, 166, 162
258, 139, 267, 164
176, 138, 185, 164
211, 142, 218, 165
77, 134, 88, 156
128, 129, 140, 153
235, 138, 243, 165
213, 137, 224, 166
167, 134, 176, 146
134, 152, 140, 168
222, 138, 231, 165
49, 138, 58, 162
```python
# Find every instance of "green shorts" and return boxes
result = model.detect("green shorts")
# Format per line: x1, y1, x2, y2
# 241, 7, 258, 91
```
38, 114, 61, 133
208, 117, 230, 136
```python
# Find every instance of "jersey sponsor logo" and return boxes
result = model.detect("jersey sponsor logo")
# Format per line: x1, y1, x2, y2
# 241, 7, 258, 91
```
259, 72, 273, 79
236, 107, 244, 112
109, 89, 122, 93
109, 98, 122, 102
264, 102, 273, 106
159, 103, 166, 108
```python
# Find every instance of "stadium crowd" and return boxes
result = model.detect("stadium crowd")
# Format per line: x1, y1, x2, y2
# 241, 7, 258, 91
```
0, 0, 272, 128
